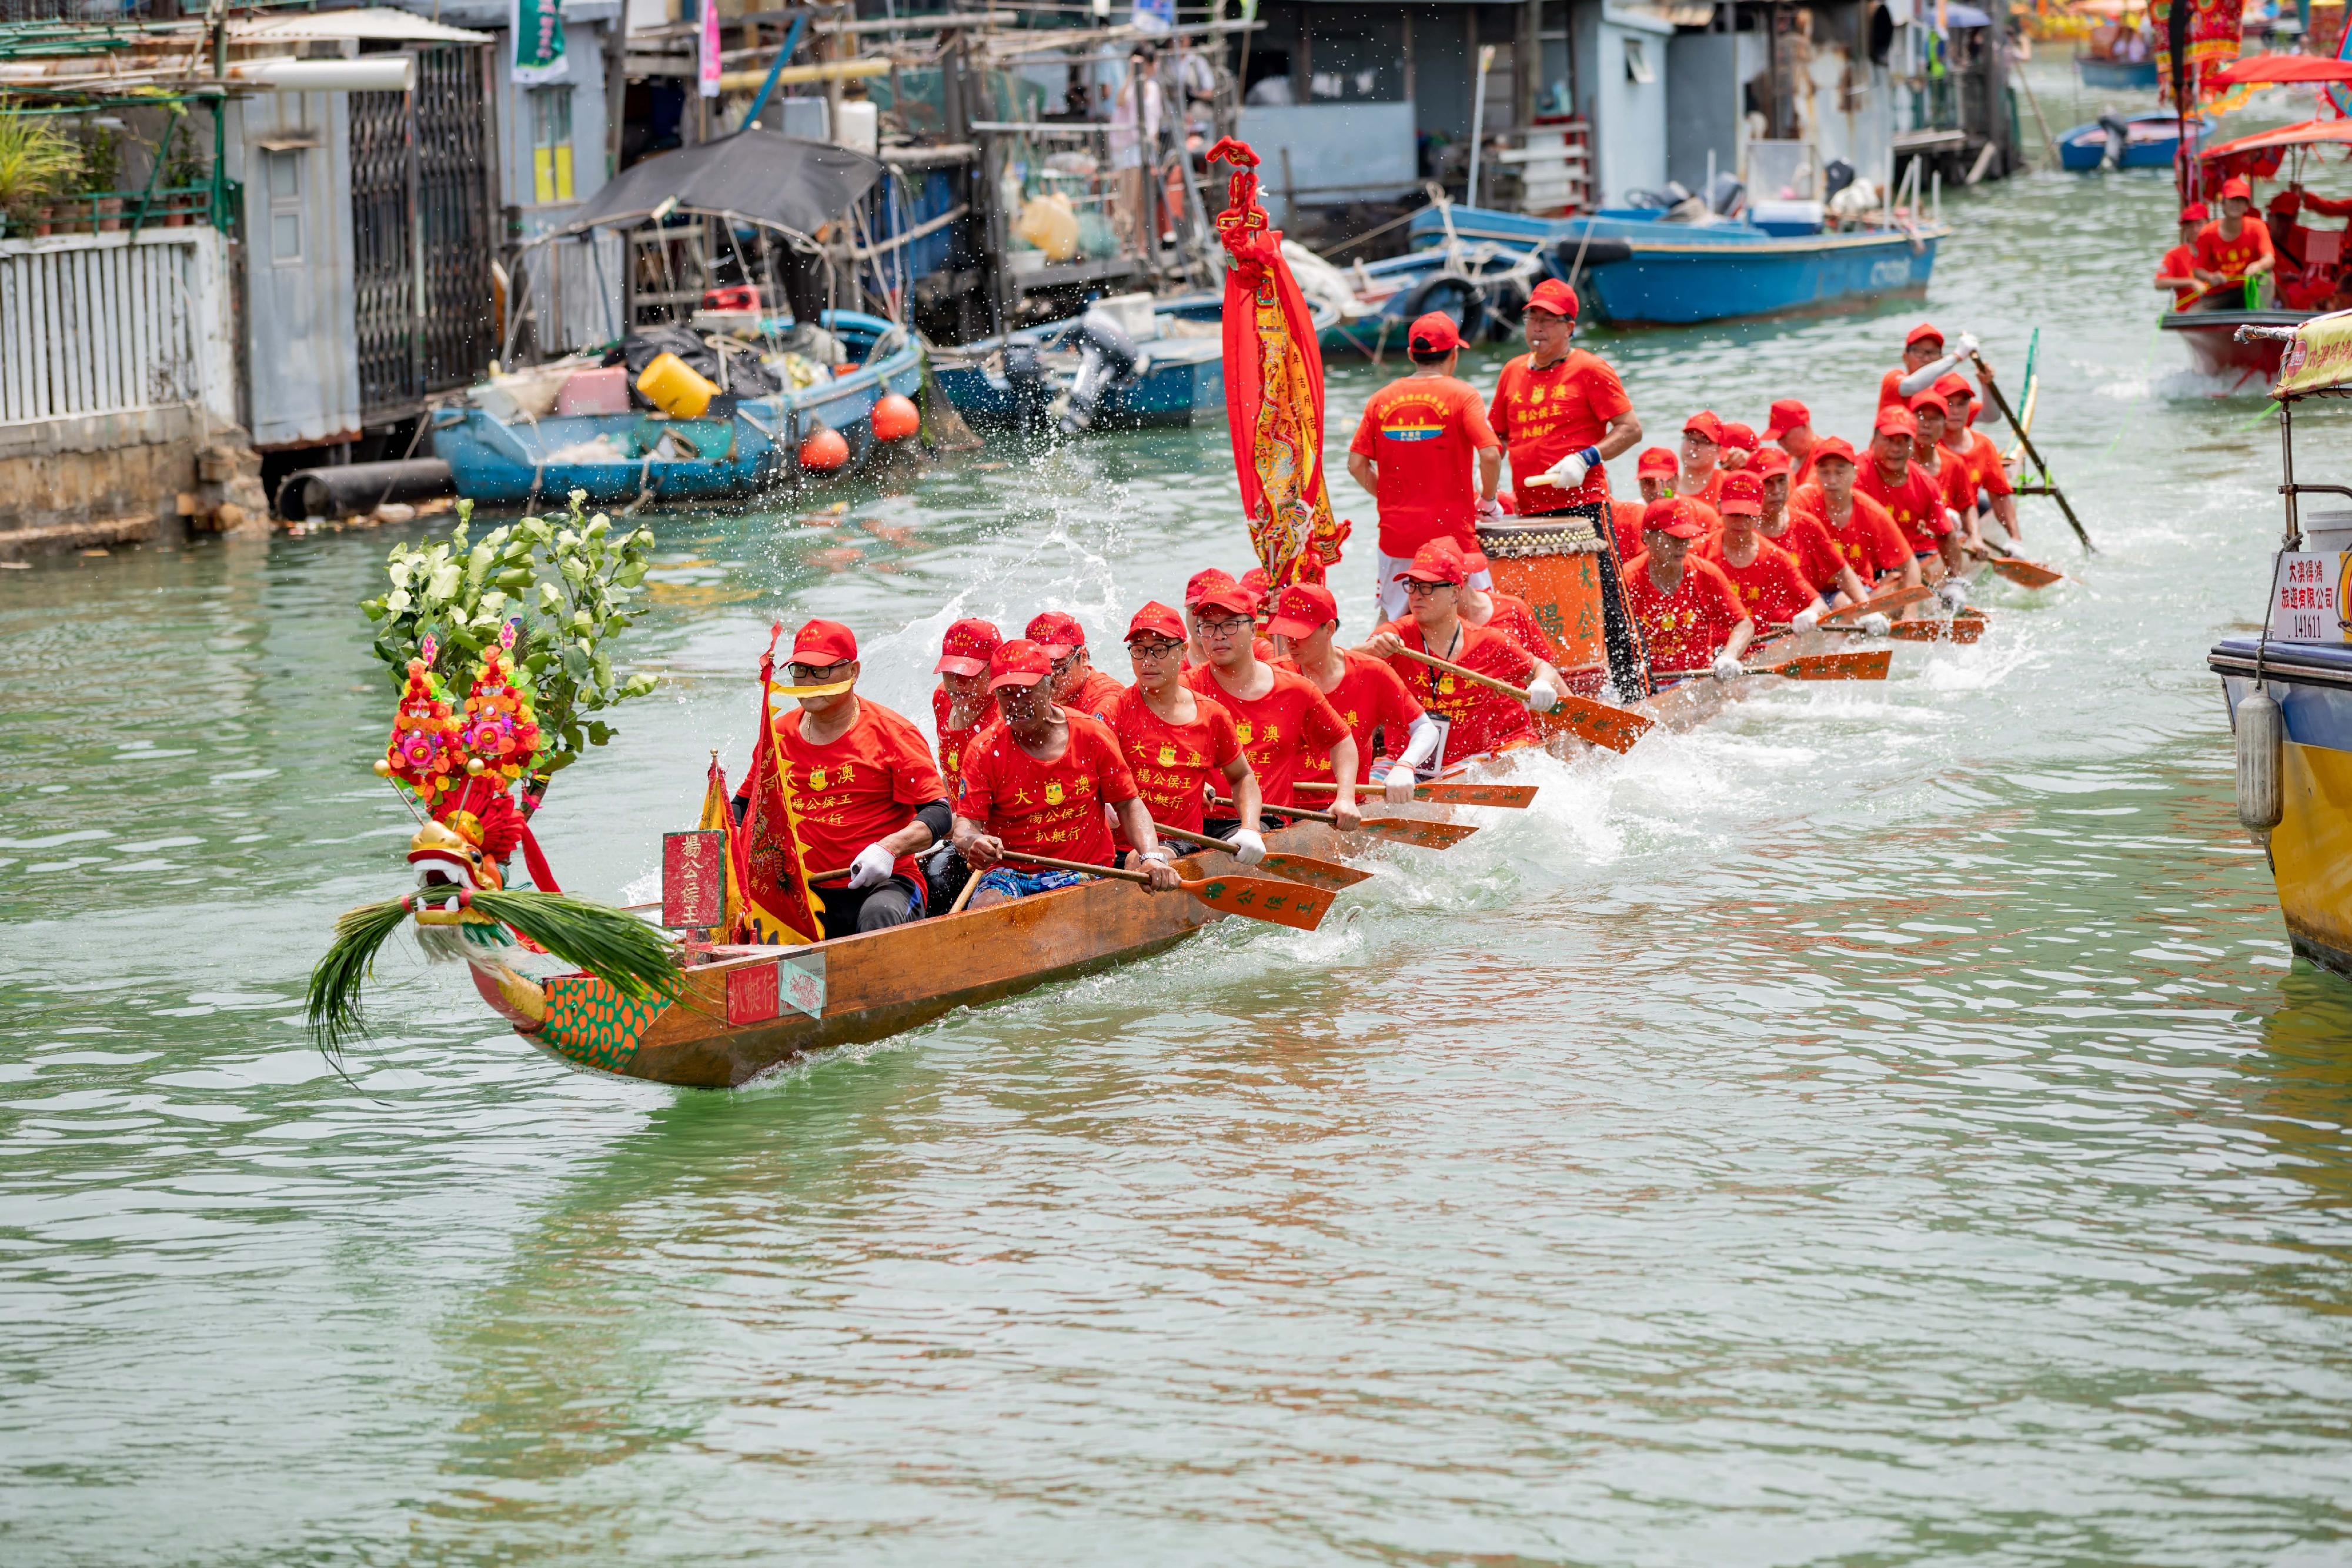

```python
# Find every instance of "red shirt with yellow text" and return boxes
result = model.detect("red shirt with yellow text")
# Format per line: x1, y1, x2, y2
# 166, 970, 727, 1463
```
1295, 648, 1424, 785
1182, 662, 1351, 808
1618, 554, 1750, 672
933, 684, 990, 803
1758, 509, 1853, 594
1350, 374, 1497, 557
1374, 619, 1540, 761
955, 713, 1137, 866
1792, 483, 1912, 582
1855, 459, 1953, 554
1488, 350, 1630, 512
1698, 534, 1820, 627
776, 700, 945, 885
1102, 684, 1242, 841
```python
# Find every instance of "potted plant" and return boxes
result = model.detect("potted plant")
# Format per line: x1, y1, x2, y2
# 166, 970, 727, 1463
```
80, 121, 119, 233
0, 111, 83, 240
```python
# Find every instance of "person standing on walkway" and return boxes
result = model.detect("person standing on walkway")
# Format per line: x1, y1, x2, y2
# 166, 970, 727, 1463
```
1346, 311, 1502, 622
1485, 278, 1649, 696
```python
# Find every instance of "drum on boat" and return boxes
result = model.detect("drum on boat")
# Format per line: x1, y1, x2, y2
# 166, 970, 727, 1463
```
1477, 511, 1627, 697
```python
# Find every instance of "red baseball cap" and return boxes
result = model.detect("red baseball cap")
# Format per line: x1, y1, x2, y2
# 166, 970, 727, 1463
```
1763, 398, 1811, 440
1905, 322, 1944, 348
1717, 470, 1764, 516
1458, 544, 1491, 574
2220, 175, 2253, 202
791, 618, 858, 665
1125, 601, 1187, 643
1810, 436, 1860, 467
1239, 567, 1270, 599
933, 616, 1001, 677
2180, 201, 2210, 223
1907, 389, 1949, 417
1191, 580, 1261, 617
1525, 278, 1580, 319
1643, 497, 1707, 540
1184, 567, 1237, 607
1025, 610, 1086, 658
987, 638, 1055, 690
1409, 312, 1462, 354
1265, 582, 1338, 640
1875, 406, 1919, 439
1636, 446, 1679, 477
1749, 446, 1793, 479
1395, 539, 1468, 585
1719, 421, 1759, 453
1683, 410, 1724, 444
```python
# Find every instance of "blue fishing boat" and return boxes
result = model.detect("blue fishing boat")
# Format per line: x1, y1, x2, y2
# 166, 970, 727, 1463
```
431, 311, 926, 509
1312, 245, 1551, 356
2057, 109, 2200, 170
2077, 55, 2160, 91
930, 290, 1337, 434
1405, 203, 1943, 328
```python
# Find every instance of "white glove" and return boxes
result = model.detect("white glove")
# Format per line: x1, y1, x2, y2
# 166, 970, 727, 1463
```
1382, 768, 1416, 805
1474, 496, 1503, 521
1526, 683, 1559, 713
847, 841, 897, 889
1937, 578, 1969, 611
1956, 332, 1980, 357
1710, 652, 1744, 682
1228, 828, 1266, 866
1859, 612, 1892, 637
1790, 606, 1822, 633
1541, 450, 1592, 489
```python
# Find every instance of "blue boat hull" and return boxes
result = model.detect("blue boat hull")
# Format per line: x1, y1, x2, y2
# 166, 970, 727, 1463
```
432, 312, 925, 509
932, 344, 1222, 427
1402, 205, 1946, 327
2077, 56, 2159, 90
2057, 111, 2198, 171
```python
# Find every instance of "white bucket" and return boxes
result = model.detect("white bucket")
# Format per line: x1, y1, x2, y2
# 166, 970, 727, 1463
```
2304, 509, 2352, 557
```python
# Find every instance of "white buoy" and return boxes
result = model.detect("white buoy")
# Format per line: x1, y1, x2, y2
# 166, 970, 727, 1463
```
2237, 684, 2284, 833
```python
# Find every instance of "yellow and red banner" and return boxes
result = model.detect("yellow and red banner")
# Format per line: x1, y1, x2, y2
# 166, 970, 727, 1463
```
2151, 0, 2241, 109
2275, 310, 2352, 399
729, 625, 825, 946
1207, 137, 1349, 591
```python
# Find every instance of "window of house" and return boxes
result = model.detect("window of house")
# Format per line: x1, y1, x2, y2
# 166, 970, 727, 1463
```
1623, 36, 1655, 85
530, 86, 576, 205
265, 149, 303, 263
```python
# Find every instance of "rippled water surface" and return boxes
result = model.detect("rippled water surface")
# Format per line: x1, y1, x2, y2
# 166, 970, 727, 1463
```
6, 79, 2352, 1565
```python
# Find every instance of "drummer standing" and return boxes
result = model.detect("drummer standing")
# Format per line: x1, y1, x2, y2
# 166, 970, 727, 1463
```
1345, 311, 1502, 621
1485, 278, 1648, 694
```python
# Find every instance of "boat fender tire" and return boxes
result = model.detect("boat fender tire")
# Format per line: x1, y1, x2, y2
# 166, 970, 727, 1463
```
2237, 684, 2284, 834
1552, 236, 1634, 273
1396, 273, 1488, 347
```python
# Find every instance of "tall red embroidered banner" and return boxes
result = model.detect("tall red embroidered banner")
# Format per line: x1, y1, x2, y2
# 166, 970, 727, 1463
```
730, 625, 826, 946
1206, 138, 1349, 591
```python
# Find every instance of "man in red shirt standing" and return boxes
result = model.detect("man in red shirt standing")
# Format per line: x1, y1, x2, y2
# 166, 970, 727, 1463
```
1792, 437, 1918, 599
1347, 310, 1501, 620
1266, 581, 1436, 804
1027, 609, 1125, 720
1486, 277, 1647, 694
1183, 576, 1361, 825
2194, 176, 2276, 298
744, 618, 953, 938
954, 639, 1180, 907
1699, 470, 1828, 633
1856, 406, 1965, 585
1105, 600, 1265, 864
1362, 540, 1566, 770
1764, 397, 1818, 489
1619, 500, 1753, 681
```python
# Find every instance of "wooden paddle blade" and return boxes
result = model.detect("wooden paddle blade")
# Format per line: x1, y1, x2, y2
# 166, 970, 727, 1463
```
1887, 611, 1987, 644
1184, 873, 1333, 930
1822, 584, 1932, 626
1294, 781, 1538, 808
1753, 648, 1893, 680
1257, 852, 1376, 890
1355, 815, 1479, 849
1547, 693, 1653, 753
1990, 556, 2063, 589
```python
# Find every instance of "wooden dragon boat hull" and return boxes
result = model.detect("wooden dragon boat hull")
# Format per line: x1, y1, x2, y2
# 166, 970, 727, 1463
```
479, 823, 1355, 1088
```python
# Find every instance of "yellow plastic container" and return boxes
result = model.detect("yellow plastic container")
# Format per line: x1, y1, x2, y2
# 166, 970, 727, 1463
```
634, 352, 717, 419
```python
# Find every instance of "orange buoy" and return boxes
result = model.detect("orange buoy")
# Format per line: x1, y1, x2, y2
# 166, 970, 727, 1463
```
800, 426, 850, 472
871, 392, 920, 442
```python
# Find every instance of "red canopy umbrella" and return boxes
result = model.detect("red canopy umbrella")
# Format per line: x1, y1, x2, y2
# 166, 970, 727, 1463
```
2209, 55, 2352, 86
2200, 118, 2352, 159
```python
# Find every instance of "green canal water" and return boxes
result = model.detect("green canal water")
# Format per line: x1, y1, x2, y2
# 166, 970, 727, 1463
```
5, 115, 2352, 1566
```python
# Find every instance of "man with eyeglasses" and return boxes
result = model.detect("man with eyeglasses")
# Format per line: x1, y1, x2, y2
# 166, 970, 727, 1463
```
1182, 577, 1360, 827
737, 618, 950, 938
1361, 539, 1565, 771
953, 640, 1181, 907
1265, 581, 1434, 805
1027, 610, 1125, 720
1105, 601, 1268, 865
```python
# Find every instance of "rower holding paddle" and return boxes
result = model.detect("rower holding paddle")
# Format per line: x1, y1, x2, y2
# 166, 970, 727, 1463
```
1698, 471, 1832, 633
1930, 372, 2021, 547
1183, 577, 1362, 827
1361, 539, 1569, 770
738, 619, 953, 938
927, 616, 1002, 913
1264, 581, 1436, 806
1749, 449, 1877, 617
953, 639, 1181, 908
1763, 397, 1819, 490
1104, 601, 1268, 866
1618, 498, 1754, 682
1856, 406, 1967, 597
1879, 322, 1981, 411
1028, 610, 1125, 721
1906, 391, 1986, 558
1792, 437, 1919, 604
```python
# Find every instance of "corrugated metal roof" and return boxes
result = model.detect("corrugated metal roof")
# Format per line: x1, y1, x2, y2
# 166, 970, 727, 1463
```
228, 8, 492, 46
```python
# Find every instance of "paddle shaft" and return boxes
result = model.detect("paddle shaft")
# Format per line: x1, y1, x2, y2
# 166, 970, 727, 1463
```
1392, 643, 1538, 704
1217, 795, 1345, 827
1000, 849, 1157, 885
1821, 584, 1931, 627
1972, 352, 2094, 553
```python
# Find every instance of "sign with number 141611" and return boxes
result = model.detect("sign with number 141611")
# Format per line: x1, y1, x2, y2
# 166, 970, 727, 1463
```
2273, 552, 2351, 643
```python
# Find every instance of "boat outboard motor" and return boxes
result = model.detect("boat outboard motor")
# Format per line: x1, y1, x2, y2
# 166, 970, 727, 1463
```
1708, 173, 1748, 218
2098, 113, 2130, 168
1060, 308, 1141, 435
1001, 342, 1054, 427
